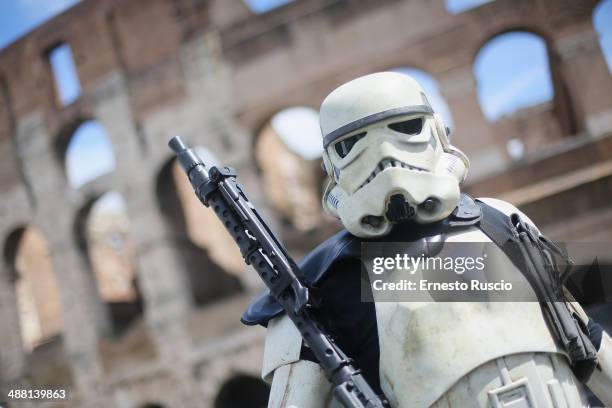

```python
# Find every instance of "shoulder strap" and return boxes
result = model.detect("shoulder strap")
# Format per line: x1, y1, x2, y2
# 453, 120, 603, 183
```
474, 199, 515, 247
474, 199, 532, 275
475, 199, 599, 382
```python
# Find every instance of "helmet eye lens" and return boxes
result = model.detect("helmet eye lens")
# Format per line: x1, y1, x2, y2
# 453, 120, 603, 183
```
334, 131, 367, 158
388, 117, 423, 135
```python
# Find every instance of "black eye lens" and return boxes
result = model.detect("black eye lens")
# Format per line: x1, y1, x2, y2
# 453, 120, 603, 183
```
334, 132, 366, 158
388, 118, 423, 135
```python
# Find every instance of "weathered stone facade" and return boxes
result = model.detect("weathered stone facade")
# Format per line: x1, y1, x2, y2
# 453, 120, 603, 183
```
0, 0, 611, 407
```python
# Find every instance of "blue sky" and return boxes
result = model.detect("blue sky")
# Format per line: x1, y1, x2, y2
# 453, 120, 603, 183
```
445, 0, 493, 14
0, 0, 81, 49
594, 0, 612, 73
49, 44, 81, 105
1, 0, 611, 187
243, 0, 294, 13
65, 121, 116, 188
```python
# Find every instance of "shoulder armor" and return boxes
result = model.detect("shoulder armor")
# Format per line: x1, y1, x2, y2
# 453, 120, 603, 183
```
261, 314, 303, 382
447, 193, 481, 226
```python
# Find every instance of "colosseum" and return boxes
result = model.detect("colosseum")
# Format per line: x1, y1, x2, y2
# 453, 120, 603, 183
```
0, 0, 611, 406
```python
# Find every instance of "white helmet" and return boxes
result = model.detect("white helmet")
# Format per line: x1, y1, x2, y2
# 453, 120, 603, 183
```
320, 72, 469, 238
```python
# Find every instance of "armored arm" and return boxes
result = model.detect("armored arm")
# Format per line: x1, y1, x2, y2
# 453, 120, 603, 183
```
263, 315, 334, 408
586, 330, 612, 406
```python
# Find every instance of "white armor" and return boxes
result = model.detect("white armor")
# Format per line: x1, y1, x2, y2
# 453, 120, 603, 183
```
263, 73, 612, 407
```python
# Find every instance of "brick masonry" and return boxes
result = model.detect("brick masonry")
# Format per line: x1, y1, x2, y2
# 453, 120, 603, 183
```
0, 0, 611, 406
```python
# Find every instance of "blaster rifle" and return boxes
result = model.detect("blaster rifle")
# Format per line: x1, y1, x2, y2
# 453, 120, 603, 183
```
168, 136, 387, 408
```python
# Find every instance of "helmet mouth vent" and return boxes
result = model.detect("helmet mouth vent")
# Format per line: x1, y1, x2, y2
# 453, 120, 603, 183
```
385, 193, 416, 222
358, 158, 428, 190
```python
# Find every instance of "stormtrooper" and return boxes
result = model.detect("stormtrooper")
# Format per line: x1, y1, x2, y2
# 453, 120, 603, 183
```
242, 72, 612, 407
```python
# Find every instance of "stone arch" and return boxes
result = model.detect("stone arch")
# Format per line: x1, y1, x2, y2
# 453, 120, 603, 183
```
3, 225, 64, 351
214, 374, 270, 408
45, 41, 82, 106
54, 117, 90, 164
155, 156, 243, 306
57, 119, 116, 188
73, 191, 144, 334
473, 29, 579, 157
253, 106, 325, 231
474, 29, 553, 120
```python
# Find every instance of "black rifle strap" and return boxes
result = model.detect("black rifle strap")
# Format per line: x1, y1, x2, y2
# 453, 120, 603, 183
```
475, 199, 598, 382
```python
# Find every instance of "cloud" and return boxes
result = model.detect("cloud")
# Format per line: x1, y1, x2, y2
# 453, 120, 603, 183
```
271, 107, 323, 160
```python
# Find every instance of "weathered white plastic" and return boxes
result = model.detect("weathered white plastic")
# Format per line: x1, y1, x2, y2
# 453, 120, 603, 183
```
262, 314, 302, 384
267, 361, 334, 408
263, 314, 339, 407
430, 353, 589, 408
319, 72, 468, 238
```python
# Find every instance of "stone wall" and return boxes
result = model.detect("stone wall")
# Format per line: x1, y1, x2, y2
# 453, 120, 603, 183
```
0, 0, 611, 406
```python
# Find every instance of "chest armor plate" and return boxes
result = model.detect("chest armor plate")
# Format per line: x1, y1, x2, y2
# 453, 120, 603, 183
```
374, 227, 562, 407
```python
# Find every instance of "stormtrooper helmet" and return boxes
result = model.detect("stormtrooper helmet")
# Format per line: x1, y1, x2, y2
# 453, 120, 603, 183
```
320, 72, 469, 238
